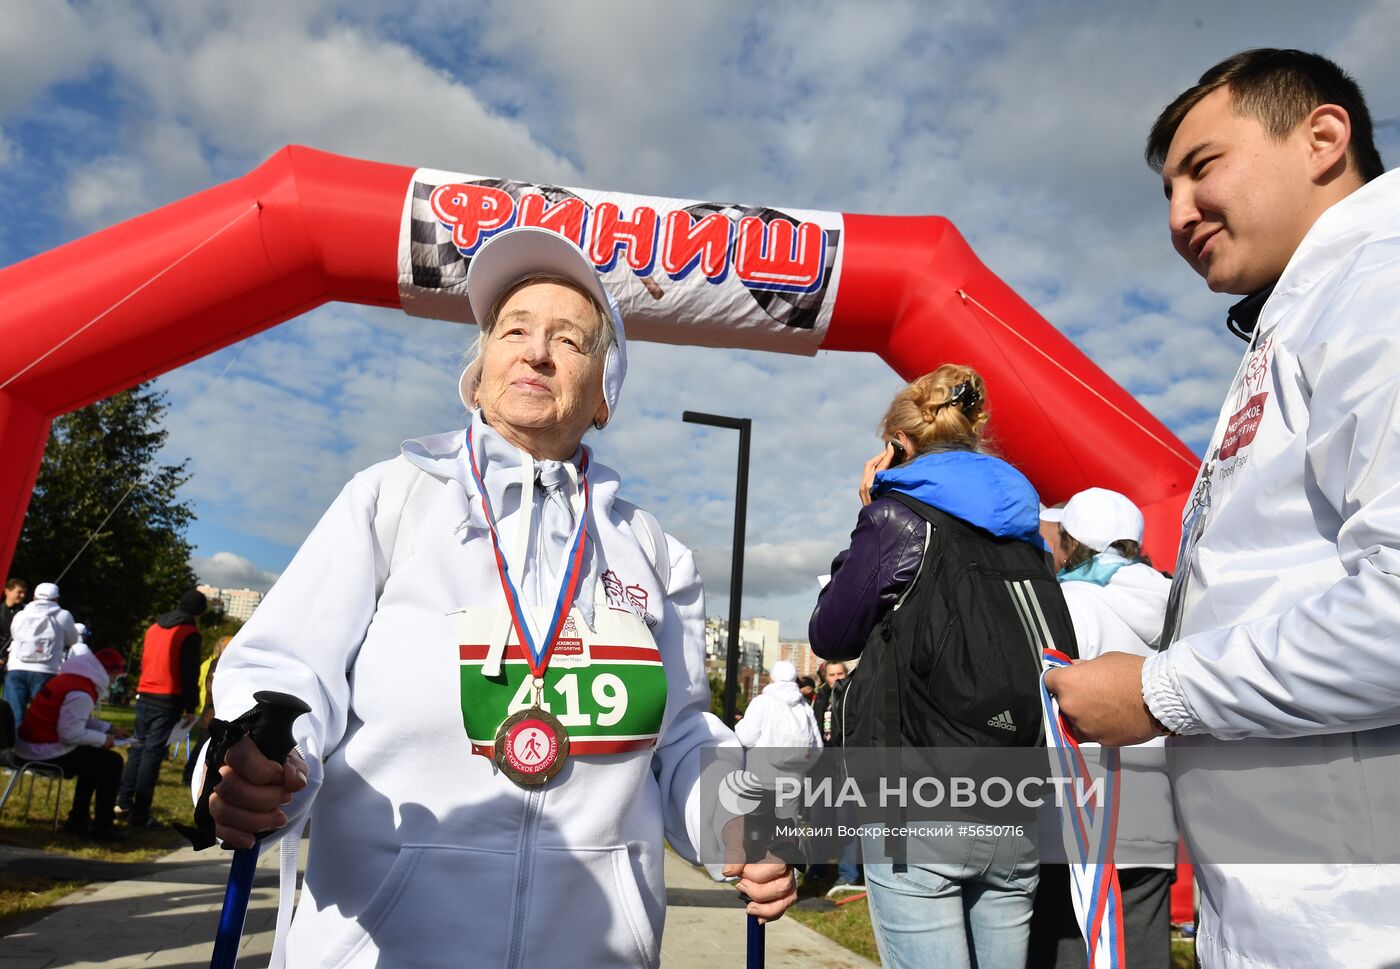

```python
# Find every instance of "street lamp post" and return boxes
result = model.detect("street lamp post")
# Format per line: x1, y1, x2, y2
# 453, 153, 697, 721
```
682, 410, 751, 728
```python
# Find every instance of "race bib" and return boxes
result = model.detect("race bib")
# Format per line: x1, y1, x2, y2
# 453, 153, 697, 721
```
456, 606, 668, 756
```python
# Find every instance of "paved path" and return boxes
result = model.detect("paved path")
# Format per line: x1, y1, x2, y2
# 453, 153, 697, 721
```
1, 843, 876, 968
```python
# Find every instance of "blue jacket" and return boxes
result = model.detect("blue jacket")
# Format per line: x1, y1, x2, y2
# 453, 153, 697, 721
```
810, 450, 1045, 660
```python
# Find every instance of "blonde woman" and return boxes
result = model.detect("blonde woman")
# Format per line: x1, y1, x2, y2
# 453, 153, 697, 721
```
810, 364, 1076, 969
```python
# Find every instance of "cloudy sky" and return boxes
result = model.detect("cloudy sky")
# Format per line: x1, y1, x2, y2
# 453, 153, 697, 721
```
3, 1, 1398, 640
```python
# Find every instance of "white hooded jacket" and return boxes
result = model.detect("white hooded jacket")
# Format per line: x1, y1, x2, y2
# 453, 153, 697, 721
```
6, 597, 79, 675
14, 648, 112, 760
208, 416, 736, 969
1059, 556, 1177, 868
1142, 168, 1400, 968
734, 679, 822, 752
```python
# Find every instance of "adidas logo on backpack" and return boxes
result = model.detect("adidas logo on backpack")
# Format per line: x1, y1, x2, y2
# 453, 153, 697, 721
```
987, 710, 1017, 732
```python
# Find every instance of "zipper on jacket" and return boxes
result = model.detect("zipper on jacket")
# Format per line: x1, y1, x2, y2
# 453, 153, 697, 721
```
504, 786, 545, 969
892, 522, 933, 612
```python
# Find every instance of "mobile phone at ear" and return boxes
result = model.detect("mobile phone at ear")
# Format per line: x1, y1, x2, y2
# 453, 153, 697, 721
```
888, 440, 907, 465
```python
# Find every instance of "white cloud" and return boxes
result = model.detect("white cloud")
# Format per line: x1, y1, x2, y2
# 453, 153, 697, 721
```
65, 156, 148, 223
0, 127, 15, 167
191, 551, 282, 593
696, 539, 839, 598
49, 4, 576, 228
0, 0, 98, 115
10, 3, 1387, 638
158, 305, 472, 544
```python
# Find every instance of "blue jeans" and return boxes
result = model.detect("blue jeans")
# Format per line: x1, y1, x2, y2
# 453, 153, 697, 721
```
117, 699, 184, 819
862, 828, 1038, 969
5, 669, 52, 731
836, 835, 860, 885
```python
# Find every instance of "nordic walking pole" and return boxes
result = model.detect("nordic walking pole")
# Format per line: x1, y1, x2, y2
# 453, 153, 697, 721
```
209, 691, 310, 969
740, 788, 779, 969
747, 913, 765, 969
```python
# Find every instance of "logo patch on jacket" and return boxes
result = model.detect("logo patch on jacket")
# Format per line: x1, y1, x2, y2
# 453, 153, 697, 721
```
602, 569, 658, 627
1218, 392, 1268, 460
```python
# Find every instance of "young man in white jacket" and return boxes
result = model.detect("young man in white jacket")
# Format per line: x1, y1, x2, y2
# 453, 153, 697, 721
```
5, 582, 79, 728
1045, 49, 1399, 968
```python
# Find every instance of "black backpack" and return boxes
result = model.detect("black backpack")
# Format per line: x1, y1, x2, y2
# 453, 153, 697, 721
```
842, 492, 1078, 752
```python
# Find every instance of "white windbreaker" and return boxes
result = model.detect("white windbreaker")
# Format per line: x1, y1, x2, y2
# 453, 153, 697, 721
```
1142, 169, 1400, 968
734, 680, 822, 752
6, 599, 79, 675
210, 417, 736, 969
1060, 557, 1177, 868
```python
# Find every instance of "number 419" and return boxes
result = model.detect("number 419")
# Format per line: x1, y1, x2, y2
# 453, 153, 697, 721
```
508, 672, 628, 727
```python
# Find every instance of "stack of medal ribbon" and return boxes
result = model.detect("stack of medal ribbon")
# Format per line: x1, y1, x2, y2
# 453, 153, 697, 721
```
1040, 648, 1126, 969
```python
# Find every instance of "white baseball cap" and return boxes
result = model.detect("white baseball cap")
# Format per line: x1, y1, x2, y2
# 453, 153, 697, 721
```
34, 582, 60, 601
769, 660, 797, 683
456, 226, 628, 424
1039, 487, 1144, 552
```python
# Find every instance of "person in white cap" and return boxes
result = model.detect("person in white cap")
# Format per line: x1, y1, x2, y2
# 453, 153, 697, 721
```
1033, 489, 1177, 969
198, 226, 795, 967
734, 660, 822, 754
68, 622, 91, 660
5, 581, 79, 729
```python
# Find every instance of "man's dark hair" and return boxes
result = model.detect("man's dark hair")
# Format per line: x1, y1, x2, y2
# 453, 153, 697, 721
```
1146, 48, 1383, 183
5, 578, 26, 591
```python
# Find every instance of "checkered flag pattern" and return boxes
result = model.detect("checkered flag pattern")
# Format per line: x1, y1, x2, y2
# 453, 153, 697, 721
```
682, 201, 841, 331
407, 180, 470, 294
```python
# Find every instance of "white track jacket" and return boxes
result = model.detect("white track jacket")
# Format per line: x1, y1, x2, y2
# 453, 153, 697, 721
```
210, 418, 734, 969
1142, 169, 1400, 968
1061, 558, 1177, 868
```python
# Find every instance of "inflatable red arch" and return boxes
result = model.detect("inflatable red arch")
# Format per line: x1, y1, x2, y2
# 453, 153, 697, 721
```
0, 145, 1199, 921
0, 145, 1198, 580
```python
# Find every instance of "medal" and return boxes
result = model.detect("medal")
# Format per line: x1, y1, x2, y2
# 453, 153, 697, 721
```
466, 427, 590, 787
493, 677, 571, 785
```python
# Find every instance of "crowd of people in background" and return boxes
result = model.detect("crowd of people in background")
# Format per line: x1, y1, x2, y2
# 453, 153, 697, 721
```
2, 583, 222, 841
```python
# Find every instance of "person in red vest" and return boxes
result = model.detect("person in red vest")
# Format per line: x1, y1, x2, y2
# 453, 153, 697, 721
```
16, 646, 130, 838
116, 590, 206, 827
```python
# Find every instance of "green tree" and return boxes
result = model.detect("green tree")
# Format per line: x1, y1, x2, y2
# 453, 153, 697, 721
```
708, 673, 748, 721
11, 384, 197, 658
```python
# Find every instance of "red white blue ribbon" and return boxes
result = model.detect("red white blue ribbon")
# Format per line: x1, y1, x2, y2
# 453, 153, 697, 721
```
464, 426, 590, 679
1041, 648, 1125, 969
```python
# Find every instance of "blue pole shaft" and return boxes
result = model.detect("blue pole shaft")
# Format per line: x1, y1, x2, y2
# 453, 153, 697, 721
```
747, 913, 765, 969
210, 845, 260, 969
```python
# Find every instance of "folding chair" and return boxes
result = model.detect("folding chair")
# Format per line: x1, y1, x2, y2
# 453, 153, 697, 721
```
0, 704, 68, 831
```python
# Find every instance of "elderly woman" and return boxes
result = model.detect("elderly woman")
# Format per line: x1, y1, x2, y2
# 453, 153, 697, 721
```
201, 227, 794, 968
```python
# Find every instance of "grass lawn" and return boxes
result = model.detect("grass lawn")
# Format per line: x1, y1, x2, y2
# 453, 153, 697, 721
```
789, 889, 882, 964
0, 874, 84, 926
0, 702, 195, 926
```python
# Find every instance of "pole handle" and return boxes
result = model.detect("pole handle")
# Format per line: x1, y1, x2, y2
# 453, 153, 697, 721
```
247, 690, 311, 765
208, 692, 311, 969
